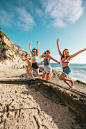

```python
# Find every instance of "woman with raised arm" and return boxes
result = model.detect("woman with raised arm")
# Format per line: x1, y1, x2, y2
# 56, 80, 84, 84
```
29, 41, 42, 80
40, 50, 60, 81
19, 54, 31, 74
56, 38, 86, 90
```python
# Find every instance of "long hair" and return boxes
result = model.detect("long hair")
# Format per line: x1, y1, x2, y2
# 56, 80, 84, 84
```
61, 49, 69, 60
39, 50, 51, 58
32, 48, 37, 54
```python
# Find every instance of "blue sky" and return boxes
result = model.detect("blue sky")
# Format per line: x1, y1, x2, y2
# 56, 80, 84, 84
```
0, 0, 86, 64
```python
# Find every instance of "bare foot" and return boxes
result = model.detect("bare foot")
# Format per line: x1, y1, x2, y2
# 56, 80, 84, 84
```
29, 73, 35, 80
69, 80, 74, 90
53, 71, 56, 77
32, 76, 35, 80
33, 77, 35, 80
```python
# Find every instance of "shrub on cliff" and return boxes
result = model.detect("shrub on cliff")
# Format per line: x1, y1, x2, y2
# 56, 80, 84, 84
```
0, 31, 9, 61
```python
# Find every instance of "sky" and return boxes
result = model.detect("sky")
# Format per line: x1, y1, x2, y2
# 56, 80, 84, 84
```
0, 0, 86, 64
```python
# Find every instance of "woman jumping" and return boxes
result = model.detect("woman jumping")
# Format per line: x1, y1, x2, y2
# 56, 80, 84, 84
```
29, 41, 42, 80
40, 50, 60, 81
56, 38, 86, 90
19, 54, 32, 74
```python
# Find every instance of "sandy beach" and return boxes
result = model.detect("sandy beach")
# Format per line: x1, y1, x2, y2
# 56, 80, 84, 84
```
0, 67, 86, 129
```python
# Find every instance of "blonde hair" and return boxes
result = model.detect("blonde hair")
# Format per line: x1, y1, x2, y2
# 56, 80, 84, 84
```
39, 50, 51, 58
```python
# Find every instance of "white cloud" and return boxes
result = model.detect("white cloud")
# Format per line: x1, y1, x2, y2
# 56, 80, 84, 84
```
53, 18, 66, 27
36, 8, 44, 17
0, 6, 36, 31
16, 7, 37, 31
0, 10, 14, 27
70, 55, 86, 64
41, 0, 84, 27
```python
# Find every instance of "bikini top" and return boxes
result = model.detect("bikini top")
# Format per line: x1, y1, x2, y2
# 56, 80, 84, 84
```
31, 55, 37, 59
61, 58, 69, 63
44, 58, 50, 66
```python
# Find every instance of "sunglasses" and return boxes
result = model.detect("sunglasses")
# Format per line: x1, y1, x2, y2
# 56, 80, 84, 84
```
32, 50, 36, 52
46, 50, 50, 53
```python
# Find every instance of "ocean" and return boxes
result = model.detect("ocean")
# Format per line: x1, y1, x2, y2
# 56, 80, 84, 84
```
39, 63, 86, 82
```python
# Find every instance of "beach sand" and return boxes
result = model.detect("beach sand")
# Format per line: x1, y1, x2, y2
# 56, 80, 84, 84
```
0, 67, 86, 129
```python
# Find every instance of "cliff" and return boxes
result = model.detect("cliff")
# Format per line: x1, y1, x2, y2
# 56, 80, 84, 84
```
0, 30, 30, 68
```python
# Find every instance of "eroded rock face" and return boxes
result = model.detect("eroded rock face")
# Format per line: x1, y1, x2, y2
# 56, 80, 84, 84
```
0, 56, 27, 69
0, 31, 30, 69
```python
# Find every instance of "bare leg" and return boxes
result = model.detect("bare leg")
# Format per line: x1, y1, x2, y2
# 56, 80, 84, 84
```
46, 73, 50, 81
63, 80, 70, 87
63, 77, 74, 90
52, 71, 56, 77
42, 72, 46, 79
69, 80, 74, 90
46, 71, 55, 81
35, 68, 43, 76
26, 66, 30, 74
48, 71, 57, 80
59, 73, 74, 90
28, 67, 35, 80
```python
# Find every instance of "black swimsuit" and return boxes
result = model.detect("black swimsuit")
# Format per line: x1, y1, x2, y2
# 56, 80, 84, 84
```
32, 62, 39, 69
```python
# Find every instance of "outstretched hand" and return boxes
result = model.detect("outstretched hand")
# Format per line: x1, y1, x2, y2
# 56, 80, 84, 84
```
37, 41, 39, 44
41, 61, 43, 65
58, 61, 60, 64
30, 41, 32, 44
57, 38, 59, 43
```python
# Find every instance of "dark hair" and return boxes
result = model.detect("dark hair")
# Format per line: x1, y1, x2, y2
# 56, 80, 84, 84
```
61, 49, 69, 59
25, 54, 28, 57
44, 50, 51, 54
32, 48, 37, 54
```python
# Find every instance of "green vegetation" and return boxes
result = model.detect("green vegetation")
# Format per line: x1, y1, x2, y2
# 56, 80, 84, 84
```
0, 30, 29, 61
76, 80, 86, 86
52, 69, 62, 76
10, 54, 14, 58
0, 30, 9, 61
0, 31, 4, 39
53, 69, 86, 86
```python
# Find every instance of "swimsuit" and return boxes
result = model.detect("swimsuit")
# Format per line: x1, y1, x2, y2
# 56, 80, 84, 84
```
31, 55, 37, 59
44, 58, 52, 74
62, 58, 69, 63
63, 66, 71, 75
31, 55, 39, 69
61, 57, 71, 75
32, 62, 39, 69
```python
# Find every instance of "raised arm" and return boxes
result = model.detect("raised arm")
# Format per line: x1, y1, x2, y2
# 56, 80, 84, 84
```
56, 38, 62, 57
50, 56, 60, 64
29, 41, 32, 55
70, 48, 86, 59
37, 41, 39, 56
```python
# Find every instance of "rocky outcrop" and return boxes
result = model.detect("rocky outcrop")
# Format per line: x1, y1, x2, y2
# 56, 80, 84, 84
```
0, 77, 86, 120
0, 55, 27, 69
0, 30, 30, 69
0, 79, 86, 129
